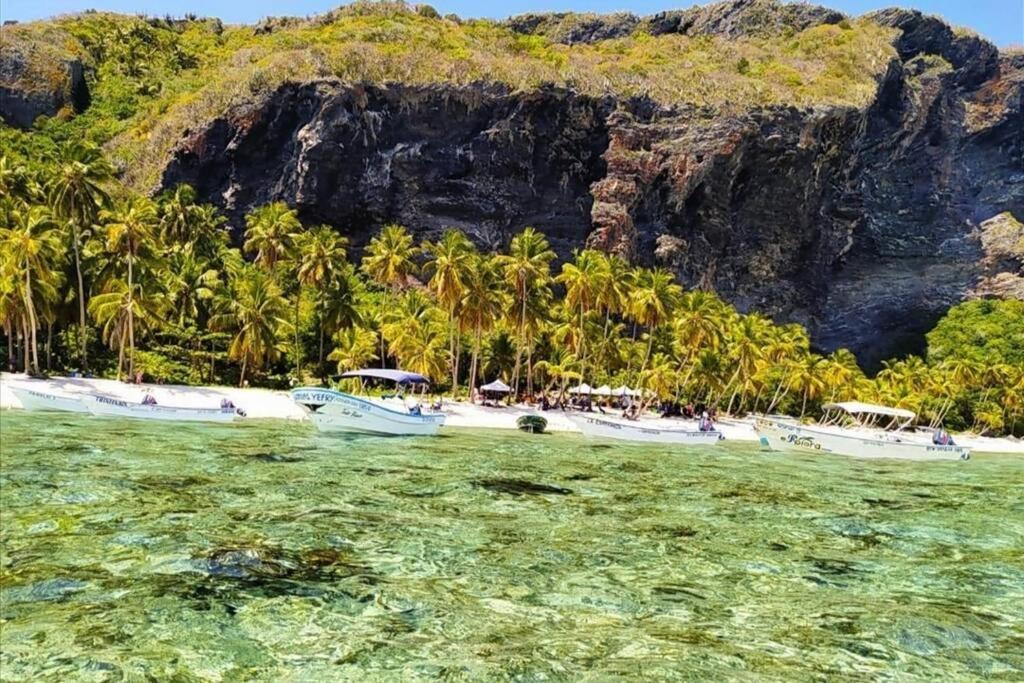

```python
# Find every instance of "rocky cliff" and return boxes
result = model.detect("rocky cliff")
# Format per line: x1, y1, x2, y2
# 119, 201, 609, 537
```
4, 1, 1021, 367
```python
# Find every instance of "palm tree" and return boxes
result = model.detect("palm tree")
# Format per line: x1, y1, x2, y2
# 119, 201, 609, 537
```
556, 249, 606, 377
496, 228, 555, 395
723, 314, 767, 414
460, 253, 507, 400
0, 206, 62, 373
294, 226, 349, 369
629, 267, 681, 375
789, 355, 828, 417
209, 265, 290, 386
244, 202, 300, 270
328, 326, 379, 373
361, 224, 418, 367
47, 141, 114, 370
381, 290, 448, 381
534, 349, 581, 402
158, 184, 198, 247
422, 229, 475, 394
99, 196, 159, 378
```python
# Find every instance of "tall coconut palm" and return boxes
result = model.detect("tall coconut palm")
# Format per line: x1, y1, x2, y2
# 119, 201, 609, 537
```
158, 184, 199, 247
723, 314, 768, 414
328, 326, 379, 373
0, 206, 62, 373
381, 290, 449, 381
423, 229, 475, 394
295, 226, 349, 368
789, 354, 828, 417
556, 249, 606, 377
47, 141, 114, 370
361, 224, 418, 367
209, 265, 290, 386
99, 196, 159, 378
244, 202, 300, 270
459, 253, 507, 400
629, 267, 681, 376
496, 227, 555, 395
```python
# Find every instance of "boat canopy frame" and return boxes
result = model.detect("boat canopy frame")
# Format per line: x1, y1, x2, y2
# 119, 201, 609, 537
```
820, 401, 915, 431
337, 369, 431, 385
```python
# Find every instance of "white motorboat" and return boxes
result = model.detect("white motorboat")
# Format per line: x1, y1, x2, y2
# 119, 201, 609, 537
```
755, 402, 970, 461
291, 369, 445, 436
84, 394, 240, 423
567, 412, 722, 445
8, 384, 90, 413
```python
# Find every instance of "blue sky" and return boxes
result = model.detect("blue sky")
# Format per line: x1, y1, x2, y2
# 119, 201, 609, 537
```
2, 0, 1021, 47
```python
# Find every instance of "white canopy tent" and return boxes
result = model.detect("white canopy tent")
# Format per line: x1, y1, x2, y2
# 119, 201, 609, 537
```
612, 385, 637, 397
568, 383, 593, 395
594, 385, 612, 397
479, 379, 512, 394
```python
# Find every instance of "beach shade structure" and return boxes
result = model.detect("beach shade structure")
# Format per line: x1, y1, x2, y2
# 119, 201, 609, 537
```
612, 385, 635, 397
480, 379, 512, 394
594, 385, 613, 397
568, 383, 593, 395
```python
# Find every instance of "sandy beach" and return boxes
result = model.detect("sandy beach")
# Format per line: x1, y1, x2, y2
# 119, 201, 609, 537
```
2, 373, 1021, 454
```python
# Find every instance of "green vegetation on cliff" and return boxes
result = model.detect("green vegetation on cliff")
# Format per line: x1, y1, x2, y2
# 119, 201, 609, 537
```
2, 2, 895, 188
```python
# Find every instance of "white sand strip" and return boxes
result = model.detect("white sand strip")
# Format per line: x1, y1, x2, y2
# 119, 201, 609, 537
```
2, 373, 1021, 453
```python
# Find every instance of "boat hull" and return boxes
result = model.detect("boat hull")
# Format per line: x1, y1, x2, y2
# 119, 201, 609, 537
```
85, 395, 238, 423
755, 418, 970, 461
292, 388, 445, 436
8, 385, 89, 413
568, 413, 722, 445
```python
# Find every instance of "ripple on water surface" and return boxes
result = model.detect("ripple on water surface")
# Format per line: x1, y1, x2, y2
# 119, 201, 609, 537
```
1, 412, 1022, 680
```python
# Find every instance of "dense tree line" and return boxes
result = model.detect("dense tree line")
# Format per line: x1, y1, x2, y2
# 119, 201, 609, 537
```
1, 144, 1021, 435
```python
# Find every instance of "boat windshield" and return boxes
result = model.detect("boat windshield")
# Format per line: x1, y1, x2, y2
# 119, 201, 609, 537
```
819, 401, 916, 431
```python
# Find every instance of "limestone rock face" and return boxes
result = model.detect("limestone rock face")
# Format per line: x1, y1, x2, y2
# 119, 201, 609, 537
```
156, 8, 1023, 368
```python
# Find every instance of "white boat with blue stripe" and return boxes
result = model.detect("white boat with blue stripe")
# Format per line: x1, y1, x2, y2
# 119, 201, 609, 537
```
291, 369, 445, 436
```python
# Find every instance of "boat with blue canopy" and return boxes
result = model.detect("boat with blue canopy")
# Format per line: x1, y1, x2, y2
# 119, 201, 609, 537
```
291, 369, 446, 436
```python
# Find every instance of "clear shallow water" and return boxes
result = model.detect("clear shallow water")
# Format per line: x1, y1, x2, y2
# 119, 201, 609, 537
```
1, 412, 1022, 681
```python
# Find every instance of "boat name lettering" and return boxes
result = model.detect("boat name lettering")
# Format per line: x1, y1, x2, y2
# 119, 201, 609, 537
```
785, 433, 821, 450
96, 396, 129, 407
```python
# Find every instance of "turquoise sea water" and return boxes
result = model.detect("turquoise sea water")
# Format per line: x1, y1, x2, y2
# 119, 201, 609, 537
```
1, 411, 1022, 681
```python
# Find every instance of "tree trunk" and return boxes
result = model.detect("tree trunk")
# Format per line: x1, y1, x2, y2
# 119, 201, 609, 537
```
5, 322, 14, 372
511, 290, 527, 396
46, 322, 53, 371
469, 327, 481, 403
800, 388, 809, 418
116, 323, 126, 381
71, 223, 90, 370
293, 289, 301, 377
380, 289, 389, 368
21, 317, 30, 373
318, 299, 325, 378
239, 355, 248, 387
24, 268, 40, 374
127, 255, 135, 378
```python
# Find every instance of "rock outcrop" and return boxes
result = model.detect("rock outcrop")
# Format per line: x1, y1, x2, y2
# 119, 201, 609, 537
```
150, 5, 1024, 366
0, 25, 90, 128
